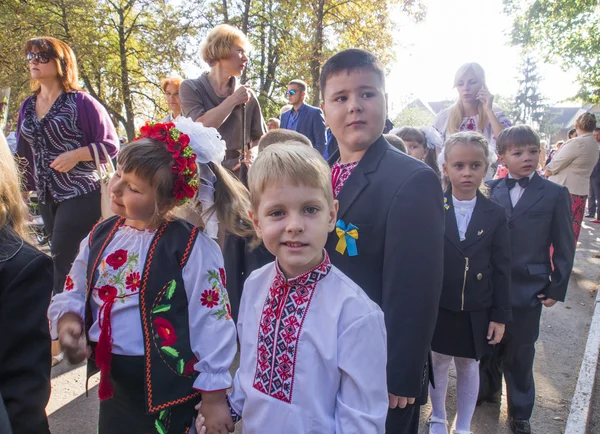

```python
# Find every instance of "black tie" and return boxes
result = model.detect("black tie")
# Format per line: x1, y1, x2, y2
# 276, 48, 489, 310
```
506, 177, 530, 190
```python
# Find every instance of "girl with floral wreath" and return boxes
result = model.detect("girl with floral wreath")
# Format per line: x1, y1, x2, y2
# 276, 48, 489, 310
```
48, 119, 253, 433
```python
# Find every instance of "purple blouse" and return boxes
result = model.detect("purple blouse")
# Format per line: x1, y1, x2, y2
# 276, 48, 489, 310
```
17, 91, 119, 203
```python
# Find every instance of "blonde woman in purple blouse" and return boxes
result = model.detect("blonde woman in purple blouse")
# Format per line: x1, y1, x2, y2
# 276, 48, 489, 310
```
16, 37, 119, 303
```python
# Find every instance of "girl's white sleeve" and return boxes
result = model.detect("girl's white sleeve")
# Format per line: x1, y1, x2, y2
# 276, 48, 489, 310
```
183, 234, 237, 392
227, 289, 248, 419
335, 310, 388, 434
48, 235, 91, 339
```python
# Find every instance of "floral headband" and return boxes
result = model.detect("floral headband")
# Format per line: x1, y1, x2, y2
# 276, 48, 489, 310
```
136, 121, 199, 203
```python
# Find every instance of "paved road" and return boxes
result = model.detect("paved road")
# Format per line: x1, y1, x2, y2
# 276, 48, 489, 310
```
47, 222, 600, 434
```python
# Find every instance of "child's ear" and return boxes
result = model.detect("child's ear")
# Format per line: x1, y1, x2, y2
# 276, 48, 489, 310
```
320, 102, 327, 123
497, 153, 506, 166
248, 209, 262, 238
328, 200, 339, 232
442, 162, 449, 178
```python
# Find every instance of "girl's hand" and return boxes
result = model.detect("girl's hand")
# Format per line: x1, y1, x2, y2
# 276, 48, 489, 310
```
477, 87, 494, 113
196, 391, 234, 434
195, 412, 207, 434
50, 150, 80, 172
57, 312, 88, 364
487, 321, 505, 345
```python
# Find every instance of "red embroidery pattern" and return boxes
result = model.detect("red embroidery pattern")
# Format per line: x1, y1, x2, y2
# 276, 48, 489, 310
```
65, 275, 74, 291
331, 161, 359, 199
252, 252, 332, 403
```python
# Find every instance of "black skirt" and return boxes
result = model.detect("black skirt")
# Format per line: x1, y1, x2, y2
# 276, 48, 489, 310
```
97, 354, 197, 434
431, 307, 492, 360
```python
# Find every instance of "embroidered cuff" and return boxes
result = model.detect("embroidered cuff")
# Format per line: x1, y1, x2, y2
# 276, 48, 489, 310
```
48, 307, 85, 340
192, 370, 232, 392
226, 395, 242, 423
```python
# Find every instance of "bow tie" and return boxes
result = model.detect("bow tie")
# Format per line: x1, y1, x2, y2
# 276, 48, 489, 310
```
506, 177, 530, 190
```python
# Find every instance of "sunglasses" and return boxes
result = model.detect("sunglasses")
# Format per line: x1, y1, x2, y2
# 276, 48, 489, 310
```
27, 52, 52, 64
285, 89, 298, 97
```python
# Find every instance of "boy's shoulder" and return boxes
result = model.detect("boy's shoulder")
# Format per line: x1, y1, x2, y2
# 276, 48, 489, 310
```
326, 265, 382, 316
374, 137, 436, 181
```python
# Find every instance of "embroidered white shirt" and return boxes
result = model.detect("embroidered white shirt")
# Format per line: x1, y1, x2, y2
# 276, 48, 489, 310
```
508, 172, 535, 207
453, 195, 477, 241
48, 224, 237, 392
228, 254, 388, 434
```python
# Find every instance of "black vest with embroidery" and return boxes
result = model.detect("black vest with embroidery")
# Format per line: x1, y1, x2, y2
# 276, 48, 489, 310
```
85, 216, 201, 413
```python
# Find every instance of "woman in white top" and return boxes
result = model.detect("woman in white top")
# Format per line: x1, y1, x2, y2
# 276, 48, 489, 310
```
434, 63, 512, 179
546, 112, 599, 244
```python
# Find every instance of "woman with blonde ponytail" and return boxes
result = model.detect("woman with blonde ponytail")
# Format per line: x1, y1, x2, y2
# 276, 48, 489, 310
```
0, 133, 54, 434
434, 63, 512, 179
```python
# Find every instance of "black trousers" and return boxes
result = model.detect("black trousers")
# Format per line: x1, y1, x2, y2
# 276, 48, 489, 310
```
38, 189, 101, 293
589, 175, 600, 218
385, 404, 420, 434
479, 306, 542, 420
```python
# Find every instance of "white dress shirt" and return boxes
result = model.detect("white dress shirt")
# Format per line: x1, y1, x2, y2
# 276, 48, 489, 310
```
452, 195, 477, 241
508, 172, 535, 207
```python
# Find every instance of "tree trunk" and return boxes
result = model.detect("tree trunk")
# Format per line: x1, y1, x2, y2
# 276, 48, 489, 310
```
240, 0, 252, 83
221, 0, 229, 23
117, 2, 136, 141
310, 0, 325, 106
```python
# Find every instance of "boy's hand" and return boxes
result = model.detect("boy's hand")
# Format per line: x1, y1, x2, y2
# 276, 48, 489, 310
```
195, 391, 234, 434
487, 321, 505, 345
57, 312, 88, 364
194, 413, 207, 434
388, 393, 415, 409
538, 294, 558, 307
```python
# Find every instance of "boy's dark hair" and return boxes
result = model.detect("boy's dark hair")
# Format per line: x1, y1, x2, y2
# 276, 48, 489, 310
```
383, 134, 406, 153
320, 49, 385, 98
496, 125, 540, 155
568, 128, 577, 139
258, 129, 312, 151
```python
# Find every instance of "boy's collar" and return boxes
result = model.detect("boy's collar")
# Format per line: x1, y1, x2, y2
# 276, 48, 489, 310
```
274, 249, 332, 287
507, 171, 536, 180
329, 134, 387, 172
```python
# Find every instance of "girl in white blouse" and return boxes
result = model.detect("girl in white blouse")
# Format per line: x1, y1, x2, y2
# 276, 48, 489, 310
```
48, 121, 253, 434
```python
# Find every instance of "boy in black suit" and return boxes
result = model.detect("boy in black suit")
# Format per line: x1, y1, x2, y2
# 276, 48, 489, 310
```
320, 49, 445, 433
480, 125, 575, 434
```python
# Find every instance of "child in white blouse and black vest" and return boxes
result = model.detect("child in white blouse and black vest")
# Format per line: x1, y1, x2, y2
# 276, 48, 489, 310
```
48, 120, 254, 434
428, 132, 512, 434
196, 143, 388, 434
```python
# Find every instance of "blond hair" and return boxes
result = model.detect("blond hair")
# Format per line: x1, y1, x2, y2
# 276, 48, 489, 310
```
249, 143, 333, 210
25, 37, 83, 96
160, 76, 183, 92
0, 134, 30, 241
201, 25, 251, 66
447, 63, 489, 135
258, 129, 312, 152
442, 131, 489, 192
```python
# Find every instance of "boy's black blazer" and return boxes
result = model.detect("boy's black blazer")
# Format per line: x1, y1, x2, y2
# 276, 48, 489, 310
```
487, 173, 575, 310
326, 135, 444, 400
441, 190, 511, 322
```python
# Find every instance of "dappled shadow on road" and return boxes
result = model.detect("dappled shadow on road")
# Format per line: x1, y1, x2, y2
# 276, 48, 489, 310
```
51, 360, 86, 380
48, 385, 99, 434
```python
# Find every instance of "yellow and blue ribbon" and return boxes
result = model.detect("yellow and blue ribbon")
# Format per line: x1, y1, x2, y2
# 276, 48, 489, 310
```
335, 220, 359, 256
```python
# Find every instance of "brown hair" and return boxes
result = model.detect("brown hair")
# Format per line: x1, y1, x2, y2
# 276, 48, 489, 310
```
288, 79, 308, 93
249, 143, 333, 211
200, 25, 250, 66
496, 125, 540, 155
568, 128, 577, 139
442, 131, 489, 191
393, 127, 440, 178
576, 113, 597, 132
160, 76, 183, 93
383, 134, 406, 153
24, 37, 83, 95
258, 129, 312, 152
0, 134, 30, 242
119, 138, 253, 236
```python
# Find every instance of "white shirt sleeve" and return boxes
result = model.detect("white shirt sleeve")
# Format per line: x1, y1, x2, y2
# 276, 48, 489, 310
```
335, 310, 388, 434
227, 295, 248, 418
183, 234, 237, 392
47, 235, 91, 339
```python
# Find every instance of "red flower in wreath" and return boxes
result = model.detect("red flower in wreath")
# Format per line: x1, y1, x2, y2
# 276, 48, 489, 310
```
154, 317, 177, 347
97, 285, 117, 302
183, 357, 198, 376
201, 289, 220, 308
219, 268, 227, 288
174, 178, 196, 201
167, 140, 184, 158
150, 123, 169, 140
126, 272, 141, 292
65, 275, 74, 291
106, 249, 128, 270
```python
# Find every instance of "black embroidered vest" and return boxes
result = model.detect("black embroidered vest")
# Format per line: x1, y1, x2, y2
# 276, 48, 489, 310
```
85, 216, 201, 413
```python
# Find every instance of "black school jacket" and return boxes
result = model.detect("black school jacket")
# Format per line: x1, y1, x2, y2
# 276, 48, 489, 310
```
442, 190, 512, 323
488, 173, 575, 309
326, 135, 444, 400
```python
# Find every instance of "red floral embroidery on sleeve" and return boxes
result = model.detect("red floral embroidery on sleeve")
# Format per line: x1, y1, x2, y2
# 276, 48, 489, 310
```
97, 285, 118, 301
219, 267, 227, 288
201, 289, 220, 308
125, 271, 141, 292
65, 275, 74, 291
106, 249, 128, 270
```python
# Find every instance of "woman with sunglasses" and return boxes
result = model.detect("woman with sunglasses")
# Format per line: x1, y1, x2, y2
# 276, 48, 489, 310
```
179, 24, 266, 176
16, 37, 119, 364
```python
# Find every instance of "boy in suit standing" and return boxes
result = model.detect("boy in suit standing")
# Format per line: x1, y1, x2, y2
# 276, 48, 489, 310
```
480, 125, 575, 434
320, 49, 445, 433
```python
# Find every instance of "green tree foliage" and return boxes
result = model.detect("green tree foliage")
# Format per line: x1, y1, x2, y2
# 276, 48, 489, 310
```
504, 0, 600, 104
513, 55, 545, 126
